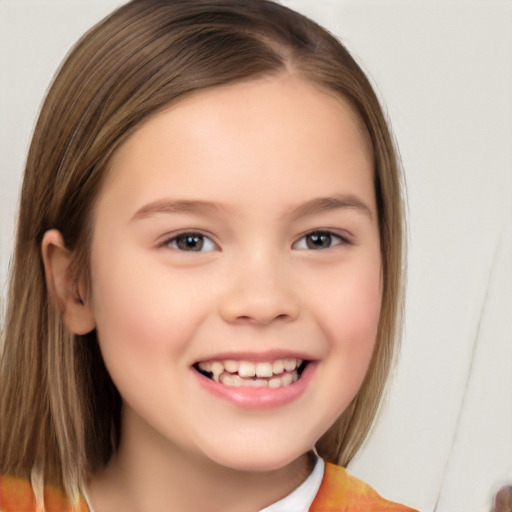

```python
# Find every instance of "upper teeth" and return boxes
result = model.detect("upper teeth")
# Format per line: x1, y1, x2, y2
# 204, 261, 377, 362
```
198, 358, 302, 378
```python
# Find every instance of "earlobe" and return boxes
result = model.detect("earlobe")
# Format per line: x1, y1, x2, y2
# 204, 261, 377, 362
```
41, 229, 96, 335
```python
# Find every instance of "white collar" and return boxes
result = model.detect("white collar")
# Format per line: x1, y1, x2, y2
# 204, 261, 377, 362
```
258, 455, 325, 512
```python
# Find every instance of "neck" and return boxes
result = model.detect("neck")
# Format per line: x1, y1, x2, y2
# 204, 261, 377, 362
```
87, 409, 314, 512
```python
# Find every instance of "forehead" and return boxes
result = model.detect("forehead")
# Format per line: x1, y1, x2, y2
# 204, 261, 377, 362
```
96, 73, 375, 218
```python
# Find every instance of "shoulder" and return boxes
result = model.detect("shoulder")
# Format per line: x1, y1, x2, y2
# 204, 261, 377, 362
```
309, 463, 419, 512
0, 474, 89, 512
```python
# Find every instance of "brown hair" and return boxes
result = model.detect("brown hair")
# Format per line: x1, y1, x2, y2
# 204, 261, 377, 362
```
0, 0, 405, 502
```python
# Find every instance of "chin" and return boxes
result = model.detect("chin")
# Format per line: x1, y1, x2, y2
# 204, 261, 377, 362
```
201, 440, 311, 473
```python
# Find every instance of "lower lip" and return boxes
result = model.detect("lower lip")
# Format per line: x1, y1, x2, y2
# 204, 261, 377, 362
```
193, 362, 317, 410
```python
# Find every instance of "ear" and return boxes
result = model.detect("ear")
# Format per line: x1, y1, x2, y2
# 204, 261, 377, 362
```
41, 229, 96, 335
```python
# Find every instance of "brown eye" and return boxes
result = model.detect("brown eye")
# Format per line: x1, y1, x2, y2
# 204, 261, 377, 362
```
306, 232, 333, 249
293, 230, 347, 250
176, 234, 203, 251
167, 232, 217, 252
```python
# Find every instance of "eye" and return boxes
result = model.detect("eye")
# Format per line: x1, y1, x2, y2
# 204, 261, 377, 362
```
165, 232, 218, 252
293, 230, 348, 250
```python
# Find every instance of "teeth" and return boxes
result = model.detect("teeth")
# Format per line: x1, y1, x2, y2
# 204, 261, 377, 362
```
282, 373, 293, 386
224, 360, 238, 373
246, 378, 267, 387
238, 362, 256, 378
272, 360, 285, 375
197, 357, 305, 386
268, 377, 282, 388
211, 361, 224, 378
255, 362, 273, 378
284, 358, 297, 372
220, 374, 243, 387
198, 361, 211, 372
219, 373, 230, 386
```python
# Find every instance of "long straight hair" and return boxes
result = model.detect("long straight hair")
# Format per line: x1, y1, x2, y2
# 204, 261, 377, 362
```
0, 0, 405, 502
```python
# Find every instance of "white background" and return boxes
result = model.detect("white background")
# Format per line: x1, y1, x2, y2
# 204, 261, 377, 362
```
1, 2, 511, 511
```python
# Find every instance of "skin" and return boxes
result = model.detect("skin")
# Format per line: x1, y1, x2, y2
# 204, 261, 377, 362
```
43, 72, 382, 512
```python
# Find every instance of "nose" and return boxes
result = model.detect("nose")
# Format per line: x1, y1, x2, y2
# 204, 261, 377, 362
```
218, 253, 300, 326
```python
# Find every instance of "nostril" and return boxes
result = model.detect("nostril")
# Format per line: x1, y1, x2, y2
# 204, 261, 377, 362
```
233, 312, 294, 325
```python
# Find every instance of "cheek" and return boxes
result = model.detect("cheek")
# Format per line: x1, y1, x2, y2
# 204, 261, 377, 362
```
315, 262, 382, 378
313, 260, 381, 344
339, 274, 381, 344
300, 263, 382, 440
88, 249, 200, 366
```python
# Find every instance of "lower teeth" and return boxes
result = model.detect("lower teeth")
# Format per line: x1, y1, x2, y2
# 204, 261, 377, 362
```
197, 369, 300, 388
217, 370, 298, 388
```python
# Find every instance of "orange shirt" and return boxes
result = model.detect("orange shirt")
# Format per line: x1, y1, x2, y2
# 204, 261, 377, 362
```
0, 474, 87, 512
310, 463, 418, 511
1, 463, 418, 511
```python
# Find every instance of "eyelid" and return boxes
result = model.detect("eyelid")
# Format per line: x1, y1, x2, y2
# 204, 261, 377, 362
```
161, 230, 220, 252
158, 228, 351, 252
292, 229, 352, 250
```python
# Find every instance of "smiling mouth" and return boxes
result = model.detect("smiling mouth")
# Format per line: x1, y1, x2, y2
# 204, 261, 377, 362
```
193, 358, 309, 388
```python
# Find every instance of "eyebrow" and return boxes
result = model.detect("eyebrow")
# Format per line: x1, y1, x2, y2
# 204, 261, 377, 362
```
131, 194, 374, 221
131, 199, 232, 220
288, 194, 374, 221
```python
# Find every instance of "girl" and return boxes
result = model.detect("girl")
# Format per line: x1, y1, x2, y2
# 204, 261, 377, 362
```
0, 1, 415, 510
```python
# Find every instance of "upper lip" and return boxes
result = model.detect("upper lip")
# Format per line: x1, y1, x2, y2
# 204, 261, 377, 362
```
193, 350, 317, 364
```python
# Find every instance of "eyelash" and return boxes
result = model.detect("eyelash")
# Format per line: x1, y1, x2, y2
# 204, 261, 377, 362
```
162, 229, 350, 252
163, 231, 218, 252
292, 230, 350, 250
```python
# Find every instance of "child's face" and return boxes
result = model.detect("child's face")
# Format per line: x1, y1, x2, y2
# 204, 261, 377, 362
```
87, 73, 381, 471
